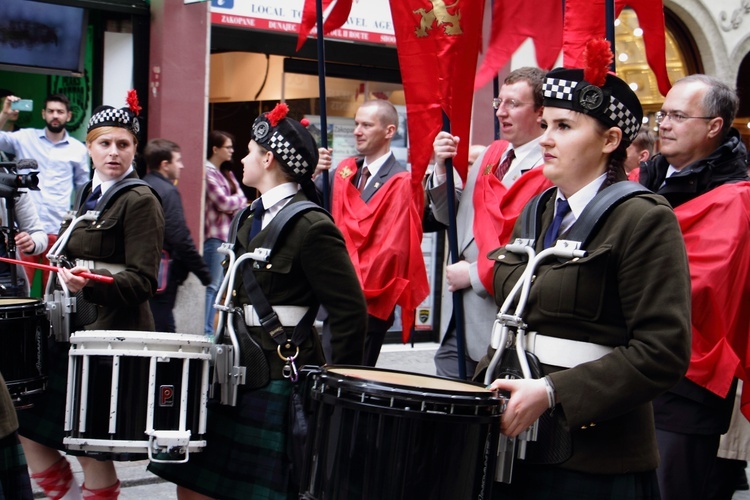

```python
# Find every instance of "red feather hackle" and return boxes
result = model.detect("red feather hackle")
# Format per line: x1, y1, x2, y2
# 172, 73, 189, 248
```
126, 89, 142, 116
267, 103, 289, 126
583, 39, 613, 88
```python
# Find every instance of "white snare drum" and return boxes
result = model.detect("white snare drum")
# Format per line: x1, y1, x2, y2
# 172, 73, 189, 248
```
63, 331, 212, 463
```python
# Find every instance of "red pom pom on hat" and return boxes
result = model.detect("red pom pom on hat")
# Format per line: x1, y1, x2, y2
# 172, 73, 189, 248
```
583, 39, 613, 88
300, 118, 310, 127
267, 103, 289, 126
126, 89, 142, 116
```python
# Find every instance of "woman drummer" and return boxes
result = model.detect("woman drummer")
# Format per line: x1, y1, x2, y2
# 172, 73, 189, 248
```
484, 40, 691, 498
149, 104, 367, 499
18, 92, 165, 499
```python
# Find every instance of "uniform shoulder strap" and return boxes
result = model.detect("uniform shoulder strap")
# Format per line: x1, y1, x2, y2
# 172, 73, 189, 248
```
518, 187, 556, 241
259, 201, 329, 255
228, 205, 253, 246
566, 181, 651, 246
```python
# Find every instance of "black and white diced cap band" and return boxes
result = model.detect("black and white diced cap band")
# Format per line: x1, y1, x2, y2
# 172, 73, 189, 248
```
88, 107, 140, 134
543, 78, 639, 143
267, 131, 309, 176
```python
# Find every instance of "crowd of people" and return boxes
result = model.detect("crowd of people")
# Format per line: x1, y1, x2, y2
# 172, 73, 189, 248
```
1, 37, 749, 500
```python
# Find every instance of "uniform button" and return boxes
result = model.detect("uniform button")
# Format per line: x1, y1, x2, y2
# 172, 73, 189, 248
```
497, 255, 506, 260
266, 263, 273, 269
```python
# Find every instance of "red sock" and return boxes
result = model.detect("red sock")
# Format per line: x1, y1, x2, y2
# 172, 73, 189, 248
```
30, 457, 78, 500
82, 480, 120, 499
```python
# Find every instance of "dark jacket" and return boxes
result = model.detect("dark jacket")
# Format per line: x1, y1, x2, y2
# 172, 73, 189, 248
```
639, 128, 749, 208
483, 191, 691, 474
62, 171, 165, 331
233, 191, 367, 378
143, 172, 211, 286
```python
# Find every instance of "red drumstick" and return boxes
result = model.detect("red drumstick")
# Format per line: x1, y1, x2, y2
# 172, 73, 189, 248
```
0, 256, 115, 284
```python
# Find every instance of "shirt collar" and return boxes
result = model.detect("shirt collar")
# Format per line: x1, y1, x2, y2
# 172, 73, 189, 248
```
507, 136, 542, 164
255, 182, 298, 228
363, 151, 393, 178
93, 166, 135, 195
554, 173, 607, 232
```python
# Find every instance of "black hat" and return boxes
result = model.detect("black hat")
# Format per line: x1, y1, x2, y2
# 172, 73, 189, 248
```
251, 103, 318, 182
87, 89, 142, 137
542, 40, 643, 144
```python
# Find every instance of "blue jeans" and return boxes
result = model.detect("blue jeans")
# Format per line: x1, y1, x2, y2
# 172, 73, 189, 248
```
203, 238, 225, 335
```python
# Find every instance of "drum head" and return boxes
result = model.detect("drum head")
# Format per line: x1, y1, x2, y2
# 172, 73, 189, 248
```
327, 366, 491, 394
0, 297, 40, 306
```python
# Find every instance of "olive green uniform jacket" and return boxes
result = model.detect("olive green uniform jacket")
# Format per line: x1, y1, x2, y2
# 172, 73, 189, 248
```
232, 192, 366, 377
62, 171, 165, 331
483, 191, 691, 474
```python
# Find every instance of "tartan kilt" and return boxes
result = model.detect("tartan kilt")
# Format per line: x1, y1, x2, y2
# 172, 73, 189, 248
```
0, 432, 33, 500
492, 462, 660, 500
148, 380, 295, 500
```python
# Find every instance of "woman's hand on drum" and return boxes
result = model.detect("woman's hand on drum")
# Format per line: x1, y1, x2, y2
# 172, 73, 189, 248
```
59, 266, 90, 293
489, 378, 549, 437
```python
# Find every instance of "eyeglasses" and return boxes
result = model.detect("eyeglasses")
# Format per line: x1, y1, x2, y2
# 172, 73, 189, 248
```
222, 145, 234, 150
655, 110, 716, 125
492, 98, 529, 111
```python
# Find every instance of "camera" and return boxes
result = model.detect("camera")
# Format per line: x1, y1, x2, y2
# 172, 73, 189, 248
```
0, 161, 40, 198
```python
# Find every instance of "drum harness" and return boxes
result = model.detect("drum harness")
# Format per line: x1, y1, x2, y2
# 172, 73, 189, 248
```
212, 200, 327, 406
45, 179, 153, 342
486, 181, 649, 483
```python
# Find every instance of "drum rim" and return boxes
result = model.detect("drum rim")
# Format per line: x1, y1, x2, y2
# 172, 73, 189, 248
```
0, 297, 43, 306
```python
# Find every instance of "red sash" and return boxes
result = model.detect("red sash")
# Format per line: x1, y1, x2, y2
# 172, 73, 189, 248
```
332, 158, 429, 341
675, 182, 750, 418
472, 141, 552, 294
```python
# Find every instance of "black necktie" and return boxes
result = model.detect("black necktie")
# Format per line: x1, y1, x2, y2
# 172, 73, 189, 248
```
83, 185, 102, 212
249, 198, 265, 241
543, 198, 571, 249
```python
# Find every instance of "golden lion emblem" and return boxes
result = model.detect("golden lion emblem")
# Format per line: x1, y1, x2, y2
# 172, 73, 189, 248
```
413, 0, 463, 38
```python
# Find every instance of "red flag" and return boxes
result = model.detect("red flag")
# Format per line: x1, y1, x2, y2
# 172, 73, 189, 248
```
388, 0, 485, 185
475, 0, 563, 90
297, 0, 354, 51
563, 0, 671, 96
674, 182, 750, 419
332, 159, 429, 342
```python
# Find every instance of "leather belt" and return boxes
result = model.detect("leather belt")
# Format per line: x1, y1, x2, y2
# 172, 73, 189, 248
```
75, 259, 126, 274
526, 331, 615, 369
243, 305, 308, 327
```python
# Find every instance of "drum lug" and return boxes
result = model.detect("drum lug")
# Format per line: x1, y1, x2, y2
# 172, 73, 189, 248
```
147, 430, 192, 464
211, 344, 247, 407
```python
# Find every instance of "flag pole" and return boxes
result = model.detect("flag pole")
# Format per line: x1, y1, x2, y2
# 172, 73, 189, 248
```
316, 0, 330, 211
442, 111, 467, 380
605, 0, 617, 72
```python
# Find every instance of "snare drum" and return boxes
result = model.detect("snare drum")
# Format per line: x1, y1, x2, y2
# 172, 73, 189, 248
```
63, 331, 212, 463
0, 298, 49, 408
301, 366, 502, 500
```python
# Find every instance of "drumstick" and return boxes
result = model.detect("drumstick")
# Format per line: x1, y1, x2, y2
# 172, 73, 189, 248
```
0, 256, 115, 284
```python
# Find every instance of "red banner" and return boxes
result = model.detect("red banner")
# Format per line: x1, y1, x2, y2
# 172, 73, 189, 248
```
563, 0, 671, 96
296, 0, 354, 50
475, 0, 563, 90
388, 0, 485, 185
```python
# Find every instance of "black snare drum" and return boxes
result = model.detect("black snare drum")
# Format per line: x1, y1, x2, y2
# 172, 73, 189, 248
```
64, 331, 212, 462
301, 366, 501, 500
0, 298, 49, 408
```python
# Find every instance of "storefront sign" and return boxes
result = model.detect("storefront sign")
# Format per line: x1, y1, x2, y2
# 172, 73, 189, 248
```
210, 0, 396, 46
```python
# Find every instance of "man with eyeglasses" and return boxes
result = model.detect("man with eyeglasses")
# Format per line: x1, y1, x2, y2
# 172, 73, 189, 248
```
426, 67, 551, 379
639, 75, 750, 500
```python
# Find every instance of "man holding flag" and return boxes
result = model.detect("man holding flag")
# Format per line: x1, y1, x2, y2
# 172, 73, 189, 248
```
318, 99, 428, 367
427, 67, 551, 379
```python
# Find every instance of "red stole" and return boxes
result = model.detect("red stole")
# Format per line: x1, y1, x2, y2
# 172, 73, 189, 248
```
675, 182, 750, 418
332, 158, 429, 342
472, 141, 553, 294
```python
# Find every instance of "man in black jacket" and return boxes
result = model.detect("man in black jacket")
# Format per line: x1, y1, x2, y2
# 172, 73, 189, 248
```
639, 74, 750, 500
144, 139, 211, 332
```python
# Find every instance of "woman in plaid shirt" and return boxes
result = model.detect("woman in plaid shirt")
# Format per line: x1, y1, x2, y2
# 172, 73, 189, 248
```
203, 130, 247, 335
